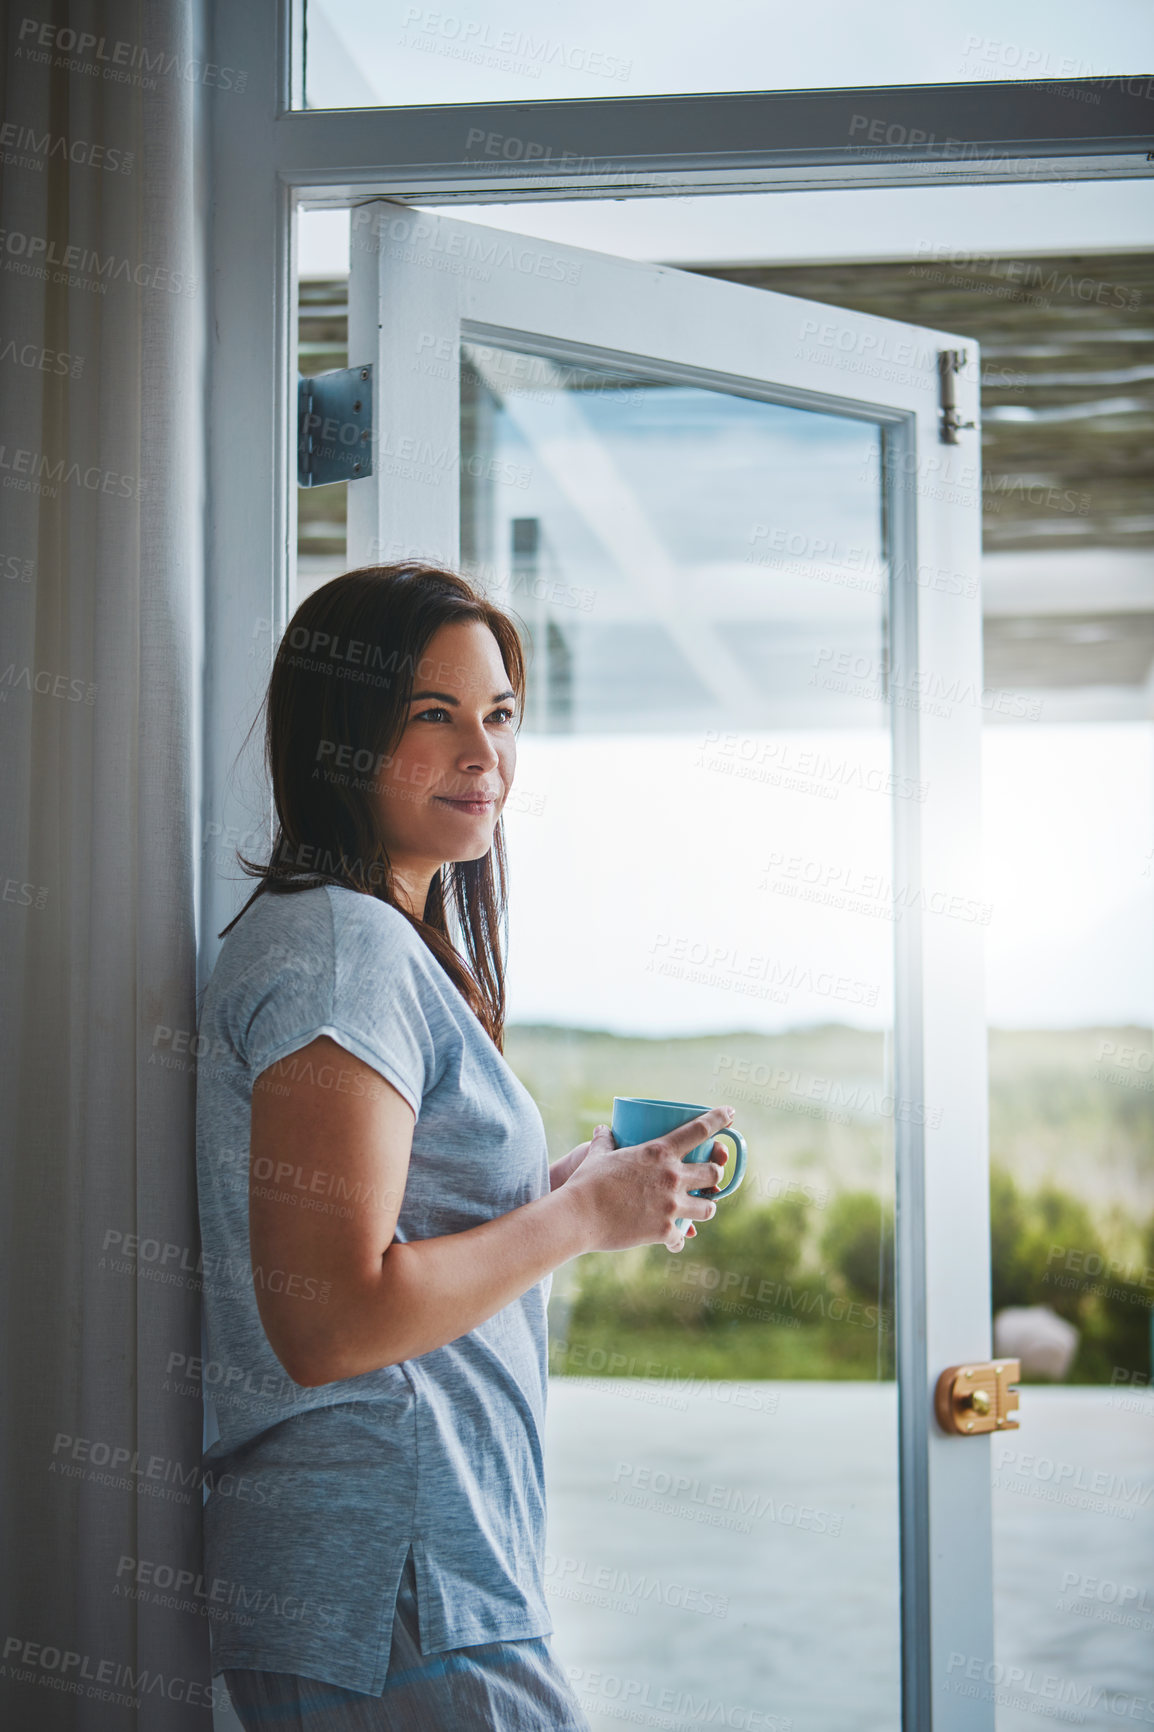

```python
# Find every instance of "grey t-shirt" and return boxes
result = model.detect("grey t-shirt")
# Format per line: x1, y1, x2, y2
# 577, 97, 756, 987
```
194, 883, 554, 1693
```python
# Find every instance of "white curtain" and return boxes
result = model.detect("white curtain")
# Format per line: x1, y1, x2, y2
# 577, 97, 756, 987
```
0, 3, 213, 1727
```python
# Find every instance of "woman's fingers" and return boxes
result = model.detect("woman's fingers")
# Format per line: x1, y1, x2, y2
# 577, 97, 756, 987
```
664, 1106, 733, 1158
691, 1141, 728, 1201
688, 1158, 728, 1202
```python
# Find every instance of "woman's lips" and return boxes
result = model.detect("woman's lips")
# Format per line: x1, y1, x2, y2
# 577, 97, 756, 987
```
434, 795, 497, 814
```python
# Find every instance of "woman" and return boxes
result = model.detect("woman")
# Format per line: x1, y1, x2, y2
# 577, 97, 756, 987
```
195, 563, 732, 1730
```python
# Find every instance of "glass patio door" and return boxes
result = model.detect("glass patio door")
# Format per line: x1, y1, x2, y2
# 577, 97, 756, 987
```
345, 201, 989, 1731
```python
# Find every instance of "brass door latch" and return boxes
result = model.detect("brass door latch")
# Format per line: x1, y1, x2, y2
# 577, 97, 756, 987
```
935, 1360, 1020, 1435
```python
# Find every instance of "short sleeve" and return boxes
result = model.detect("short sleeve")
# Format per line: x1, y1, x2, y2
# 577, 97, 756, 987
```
326, 890, 437, 1115
235, 889, 436, 1116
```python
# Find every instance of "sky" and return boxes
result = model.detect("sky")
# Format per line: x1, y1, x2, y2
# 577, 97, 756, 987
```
306, 0, 1154, 109
299, 179, 1154, 275
496, 727, 1154, 1036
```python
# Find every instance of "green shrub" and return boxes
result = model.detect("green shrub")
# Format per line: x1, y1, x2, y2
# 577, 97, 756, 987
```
989, 1167, 1151, 1381
820, 1190, 893, 1304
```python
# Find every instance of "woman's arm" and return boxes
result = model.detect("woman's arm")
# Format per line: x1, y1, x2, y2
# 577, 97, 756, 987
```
248, 1036, 728, 1387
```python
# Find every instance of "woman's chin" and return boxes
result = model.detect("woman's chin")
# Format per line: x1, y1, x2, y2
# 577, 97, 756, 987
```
434, 824, 497, 863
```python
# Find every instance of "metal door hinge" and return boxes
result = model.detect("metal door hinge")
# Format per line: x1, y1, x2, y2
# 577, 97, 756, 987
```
937, 349, 976, 445
935, 1359, 1020, 1435
297, 365, 373, 487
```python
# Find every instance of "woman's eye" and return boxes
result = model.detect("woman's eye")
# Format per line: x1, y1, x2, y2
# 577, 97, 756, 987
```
412, 705, 516, 724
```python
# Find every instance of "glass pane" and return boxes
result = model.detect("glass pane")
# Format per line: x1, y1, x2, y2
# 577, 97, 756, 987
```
461, 340, 901, 1729
301, 0, 1146, 109
982, 725, 1154, 1732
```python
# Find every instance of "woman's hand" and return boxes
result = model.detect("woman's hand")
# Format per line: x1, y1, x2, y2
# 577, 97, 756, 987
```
559, 1107, 734, 1255
548, 1139, 592, 1192
550, 1130, 730, 1240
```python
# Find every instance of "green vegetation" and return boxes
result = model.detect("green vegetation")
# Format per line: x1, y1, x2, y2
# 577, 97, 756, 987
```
503, 1022, 1154, 1386
551, 1184, 896, 1384
990, 1168, 1153, 1382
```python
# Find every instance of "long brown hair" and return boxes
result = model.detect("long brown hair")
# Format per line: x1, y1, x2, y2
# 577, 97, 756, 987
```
221, 563, 527, 1050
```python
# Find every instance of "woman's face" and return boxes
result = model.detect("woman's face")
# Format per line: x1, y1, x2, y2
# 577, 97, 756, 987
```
374, 618, 518, 873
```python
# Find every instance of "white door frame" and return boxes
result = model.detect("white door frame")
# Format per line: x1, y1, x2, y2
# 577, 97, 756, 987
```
345, 199, 986, 1731
203, 3, 1131, 1721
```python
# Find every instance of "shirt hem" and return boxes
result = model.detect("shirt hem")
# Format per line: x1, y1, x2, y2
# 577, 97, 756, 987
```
211, 1614, 557, 1694
415, 1613, 555, 1657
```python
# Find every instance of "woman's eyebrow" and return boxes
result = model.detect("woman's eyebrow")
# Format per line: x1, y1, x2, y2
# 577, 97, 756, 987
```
409, 688, 516, 705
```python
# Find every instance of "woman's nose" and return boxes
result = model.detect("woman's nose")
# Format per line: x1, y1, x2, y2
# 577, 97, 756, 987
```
460, 726, 500, 770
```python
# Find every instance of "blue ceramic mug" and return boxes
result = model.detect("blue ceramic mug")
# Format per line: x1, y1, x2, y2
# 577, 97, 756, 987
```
610, 1096, 748, 1234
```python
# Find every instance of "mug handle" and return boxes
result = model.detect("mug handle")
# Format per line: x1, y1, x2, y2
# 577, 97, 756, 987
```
689, 1127, 747, 1200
